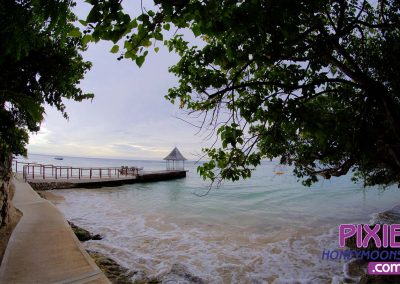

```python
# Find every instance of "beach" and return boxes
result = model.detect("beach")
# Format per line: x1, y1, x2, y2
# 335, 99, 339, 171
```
13, 154, 400, 283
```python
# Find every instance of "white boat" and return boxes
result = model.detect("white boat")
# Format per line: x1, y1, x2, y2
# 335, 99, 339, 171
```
274, 165, 285, 175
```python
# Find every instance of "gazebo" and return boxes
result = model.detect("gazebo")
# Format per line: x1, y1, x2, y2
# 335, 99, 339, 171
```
163, 147, 187, 170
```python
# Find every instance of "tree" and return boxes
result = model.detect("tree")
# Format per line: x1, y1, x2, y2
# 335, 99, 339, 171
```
0, 0, 92, 228
0, 0, 93, 158
84, 0, 400, 187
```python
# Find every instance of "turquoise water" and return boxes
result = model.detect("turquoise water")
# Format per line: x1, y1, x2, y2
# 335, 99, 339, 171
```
19, 154, 400, 283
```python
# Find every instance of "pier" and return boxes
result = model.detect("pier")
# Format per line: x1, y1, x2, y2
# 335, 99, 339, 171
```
13, 161, 187, 190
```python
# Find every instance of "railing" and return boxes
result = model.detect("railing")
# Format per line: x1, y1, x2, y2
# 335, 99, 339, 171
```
12, 161, 141, 181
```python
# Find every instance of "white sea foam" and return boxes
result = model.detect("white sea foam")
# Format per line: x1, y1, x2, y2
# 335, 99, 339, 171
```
55, 188, 355, 283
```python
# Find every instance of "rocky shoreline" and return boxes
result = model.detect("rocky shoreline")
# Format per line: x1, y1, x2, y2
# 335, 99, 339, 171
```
68, 221, 158, 284
345, 205, 400, 284
68, 221, 102, 242
35, 191, 139, 283
87, 250, 159, 284
38, 190, 205, 283
69, 221, 205, 284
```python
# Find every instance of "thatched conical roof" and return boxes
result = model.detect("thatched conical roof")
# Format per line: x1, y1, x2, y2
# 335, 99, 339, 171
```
163, 147, 187, 161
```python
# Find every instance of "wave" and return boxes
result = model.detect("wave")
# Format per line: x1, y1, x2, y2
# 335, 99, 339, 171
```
55, 188, 353, 283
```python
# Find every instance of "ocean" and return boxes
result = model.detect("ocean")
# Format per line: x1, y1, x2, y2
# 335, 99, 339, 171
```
17, 154, 400, 283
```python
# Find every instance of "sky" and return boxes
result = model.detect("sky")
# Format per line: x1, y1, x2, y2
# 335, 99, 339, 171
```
28, 1, 209, 161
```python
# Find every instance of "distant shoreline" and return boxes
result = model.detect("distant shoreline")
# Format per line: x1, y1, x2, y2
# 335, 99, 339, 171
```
18, 153, 169, 163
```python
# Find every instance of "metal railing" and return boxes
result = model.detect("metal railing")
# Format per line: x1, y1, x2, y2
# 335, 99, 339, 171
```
12, 161, 141, 181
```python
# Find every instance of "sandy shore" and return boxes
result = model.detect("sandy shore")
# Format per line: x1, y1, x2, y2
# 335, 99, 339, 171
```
37, 191, 65, 204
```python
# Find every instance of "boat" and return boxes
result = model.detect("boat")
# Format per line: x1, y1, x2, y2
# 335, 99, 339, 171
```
54, 157, 64, 160
273, 165, 285, 175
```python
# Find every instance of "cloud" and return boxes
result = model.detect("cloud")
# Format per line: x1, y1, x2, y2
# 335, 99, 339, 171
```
27, 3, 212, 161
29, 126, 51, 146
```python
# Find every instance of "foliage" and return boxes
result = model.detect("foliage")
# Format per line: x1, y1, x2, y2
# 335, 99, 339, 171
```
84, 0, 400, 187
0, 0, 93, 156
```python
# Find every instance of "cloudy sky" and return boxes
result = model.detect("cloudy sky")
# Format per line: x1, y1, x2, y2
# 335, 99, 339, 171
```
28, 2, 208, 161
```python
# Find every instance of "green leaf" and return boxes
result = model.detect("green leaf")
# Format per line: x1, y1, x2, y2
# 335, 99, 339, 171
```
74, 0, 400, 187
130, 19, 138, 28
82, 34, 92, 45
69, 27, 81, 38
136, 56, 145, 67
154, 47, 159, 53
163, 23, 170, 31
192, 25, 201, 37
154, 33, 163, 41
1, 0, 92, 158
87, 7, 101, 23
110, 45, 119, 53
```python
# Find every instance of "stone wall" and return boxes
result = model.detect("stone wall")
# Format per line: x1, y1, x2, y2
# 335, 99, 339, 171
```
0, 152, 13, 228
28, 181, 75, 191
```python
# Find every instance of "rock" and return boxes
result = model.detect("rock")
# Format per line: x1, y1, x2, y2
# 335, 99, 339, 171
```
0, 152, 18, 264
0, 152, 12, 229
345, 259, 366, 278
372, 205, 400, 224
28, 181, 74, 191
68, 221, 103, 242
161, 263, 205, 284
92, 234, 102, 240
87, 250, 135, 284
87, 250, 160, 284
359, 274, 400, 284
345, 207, 400, 284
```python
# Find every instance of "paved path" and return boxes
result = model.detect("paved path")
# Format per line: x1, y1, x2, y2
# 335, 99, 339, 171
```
0, 177, 110, 283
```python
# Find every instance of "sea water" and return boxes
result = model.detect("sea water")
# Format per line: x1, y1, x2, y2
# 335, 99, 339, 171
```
18, 154, 400, 283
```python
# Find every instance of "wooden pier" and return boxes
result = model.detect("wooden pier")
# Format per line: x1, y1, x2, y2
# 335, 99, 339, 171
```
13, 161, 186, 190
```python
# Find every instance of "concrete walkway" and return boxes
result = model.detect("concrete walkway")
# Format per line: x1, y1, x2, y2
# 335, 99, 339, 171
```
0, 177, 110, 283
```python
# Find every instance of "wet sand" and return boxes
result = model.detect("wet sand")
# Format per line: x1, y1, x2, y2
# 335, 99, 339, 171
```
37, 191, 65, 204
